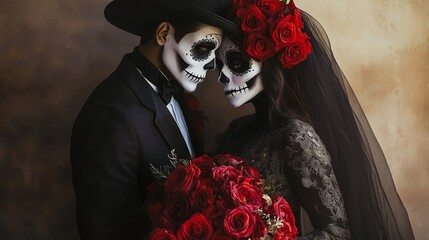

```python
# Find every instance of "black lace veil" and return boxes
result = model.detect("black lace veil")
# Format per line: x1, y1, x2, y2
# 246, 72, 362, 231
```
294, 10, 415, 239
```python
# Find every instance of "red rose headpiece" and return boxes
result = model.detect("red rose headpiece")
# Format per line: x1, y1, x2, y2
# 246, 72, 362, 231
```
232, 0, 312, 68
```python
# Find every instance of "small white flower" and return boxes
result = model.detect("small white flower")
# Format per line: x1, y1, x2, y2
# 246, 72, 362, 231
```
262, 194, 272, 206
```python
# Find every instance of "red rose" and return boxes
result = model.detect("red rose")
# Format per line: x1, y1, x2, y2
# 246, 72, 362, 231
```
212, 165, 241, 185
279, 34, 311, 69
177, 213, 213, 240
251, 214, 268, 239
217, 194, 236, 210
256, 0, 285, 17
204, 196, 233, 227
164, 164, 200, 192
277, 7, 303, 30
163, 193, 193, 230
274, 221, 298, 240
147, 201, 166, 228
235, 175, 254, 185
230, 181, 263, 211
235, 7, 247, 20
272, 197, 295, 224
223, 206, 256, 238
271, 17, 298, 51
235, 165, 260, 186
212, 154, 245, 166
271, 196, 298, 240
286, 0, 297, 13
284, 0, 304, 28
191, 154, 214, 178
241, 4, 267, 33
148, 228, 177, 240
286, 2, 303, 24
212, 230, 234, 240
191, 185, 215, 212
199, 178, 220, 193
233, 0, 250, 12
233, 0, 250, 8
293, 9, 304, 29
245, 33, 276, 62
240, 166, 261, 179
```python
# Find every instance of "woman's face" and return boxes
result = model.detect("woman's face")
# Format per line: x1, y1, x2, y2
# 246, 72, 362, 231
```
216, 37, 264, 107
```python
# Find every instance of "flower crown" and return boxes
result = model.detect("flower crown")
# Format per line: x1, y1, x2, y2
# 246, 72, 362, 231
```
232, 0, 312, 69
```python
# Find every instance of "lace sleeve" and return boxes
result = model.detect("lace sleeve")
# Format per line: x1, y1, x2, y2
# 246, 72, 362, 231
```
282, 119, 351, 240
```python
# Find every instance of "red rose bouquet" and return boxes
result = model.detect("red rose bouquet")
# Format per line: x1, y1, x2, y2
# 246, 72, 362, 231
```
147, 151, 298, 240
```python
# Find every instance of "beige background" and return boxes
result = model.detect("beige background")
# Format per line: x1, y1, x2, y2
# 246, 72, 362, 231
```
0, 0, 427, 239
301, 2, 429, 239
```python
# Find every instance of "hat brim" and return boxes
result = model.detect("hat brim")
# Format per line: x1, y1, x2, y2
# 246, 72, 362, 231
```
105, 0, 241, 36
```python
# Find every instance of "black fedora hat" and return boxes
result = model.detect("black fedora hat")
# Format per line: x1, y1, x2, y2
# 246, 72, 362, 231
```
105, 0, 240, 36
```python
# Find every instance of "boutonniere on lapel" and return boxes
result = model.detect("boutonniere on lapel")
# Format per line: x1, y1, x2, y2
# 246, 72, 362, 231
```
183, 93, 207, 144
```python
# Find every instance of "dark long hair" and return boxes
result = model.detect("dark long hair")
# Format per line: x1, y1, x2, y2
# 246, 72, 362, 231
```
261, 57, 310, 125
260, 10, 414, 240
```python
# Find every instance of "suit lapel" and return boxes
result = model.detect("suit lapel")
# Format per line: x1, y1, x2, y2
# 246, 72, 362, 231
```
118, 53, 193, 159
152, 90, 191, 159
118, 55, 155, 112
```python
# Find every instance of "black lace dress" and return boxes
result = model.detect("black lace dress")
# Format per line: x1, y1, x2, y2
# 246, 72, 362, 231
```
217, 114, 351, 239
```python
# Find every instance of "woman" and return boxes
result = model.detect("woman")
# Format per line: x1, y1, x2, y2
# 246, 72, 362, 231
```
216, 0, 414, 239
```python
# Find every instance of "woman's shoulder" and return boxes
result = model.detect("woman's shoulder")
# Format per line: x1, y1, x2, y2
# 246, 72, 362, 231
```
280, 117, 315, 137
277, 117, 326, 150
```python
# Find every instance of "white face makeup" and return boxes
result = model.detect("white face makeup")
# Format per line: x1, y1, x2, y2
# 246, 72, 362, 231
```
162, 24, 223, 92
216, 37, 264, 107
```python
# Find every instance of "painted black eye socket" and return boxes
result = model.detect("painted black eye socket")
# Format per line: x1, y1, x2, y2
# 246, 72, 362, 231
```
191, 40, 216, 61
226, 51, 251, 75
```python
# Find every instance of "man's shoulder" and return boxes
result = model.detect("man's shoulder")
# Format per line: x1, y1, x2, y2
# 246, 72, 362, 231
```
84, 55, 153, 109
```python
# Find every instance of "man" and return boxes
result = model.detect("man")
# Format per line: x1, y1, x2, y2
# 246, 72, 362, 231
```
70, 0, 239, 238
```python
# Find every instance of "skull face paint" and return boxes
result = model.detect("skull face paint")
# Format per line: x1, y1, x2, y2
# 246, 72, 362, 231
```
216, 37, 264, 107
162, 24, 223, 92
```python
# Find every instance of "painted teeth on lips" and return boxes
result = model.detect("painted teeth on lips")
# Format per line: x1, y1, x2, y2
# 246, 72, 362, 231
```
225, 86, 249, 97
185, 70, 204, 83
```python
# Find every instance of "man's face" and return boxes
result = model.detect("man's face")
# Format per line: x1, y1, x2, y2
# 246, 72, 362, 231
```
162, 24, 223, 92
216, 37, 264, 107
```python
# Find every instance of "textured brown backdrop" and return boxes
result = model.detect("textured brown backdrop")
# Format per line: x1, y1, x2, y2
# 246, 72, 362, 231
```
0, 0, 427, 239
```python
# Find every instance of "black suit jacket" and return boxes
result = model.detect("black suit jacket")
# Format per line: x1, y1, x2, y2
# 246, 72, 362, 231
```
70, 54, 204, 239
